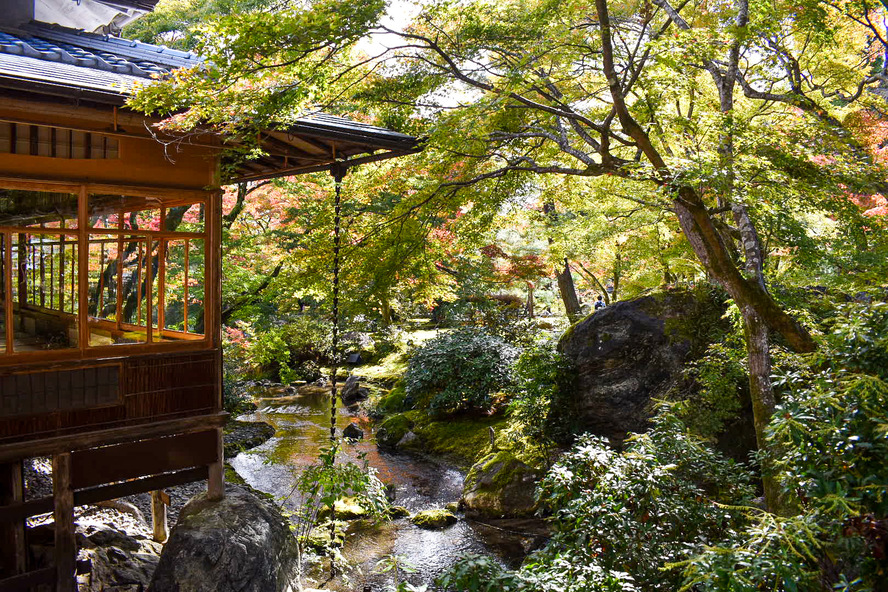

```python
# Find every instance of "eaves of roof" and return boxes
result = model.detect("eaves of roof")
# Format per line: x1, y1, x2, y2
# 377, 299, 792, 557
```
0, 21, 423, 181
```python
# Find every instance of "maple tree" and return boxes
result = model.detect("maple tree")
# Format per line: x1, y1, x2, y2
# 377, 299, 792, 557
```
128, 0, 888, 513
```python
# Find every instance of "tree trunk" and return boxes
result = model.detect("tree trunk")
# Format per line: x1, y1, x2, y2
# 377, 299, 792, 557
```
380, 297, 392, 327
595, 0, 811, 517
556, 258, 582, 320
741, 306, 783, 510
543, 202, 582, 319
612, 247, 622, 302
526, 281, 535, 318
575, 262, 610, 305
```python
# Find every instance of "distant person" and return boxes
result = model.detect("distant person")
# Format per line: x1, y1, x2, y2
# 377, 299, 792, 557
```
594, 295, 606, 310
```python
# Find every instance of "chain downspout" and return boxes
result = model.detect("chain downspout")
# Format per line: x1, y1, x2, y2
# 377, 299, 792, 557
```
330, 167, 343, 442
328, 161, 346, 580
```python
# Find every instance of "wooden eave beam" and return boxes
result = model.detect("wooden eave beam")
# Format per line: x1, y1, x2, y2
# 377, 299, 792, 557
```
230, 146, 422, 183
265, 130, 332, 157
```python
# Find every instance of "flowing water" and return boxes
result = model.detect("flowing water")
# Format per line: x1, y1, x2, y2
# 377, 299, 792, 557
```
230, 387, 534, 591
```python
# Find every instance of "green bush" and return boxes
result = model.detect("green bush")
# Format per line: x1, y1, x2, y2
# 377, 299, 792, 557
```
825, 302, 888, 380
222, 377, 253, 415
679, 340, 747, 438
249, 315, 332, 383
507, 341, 577, 452
440, 413, 753, 592
682, 301, 888, 590
405, 329, 519, 414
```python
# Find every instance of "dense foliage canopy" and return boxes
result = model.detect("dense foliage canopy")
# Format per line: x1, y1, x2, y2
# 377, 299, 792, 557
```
128, 0, 888, 589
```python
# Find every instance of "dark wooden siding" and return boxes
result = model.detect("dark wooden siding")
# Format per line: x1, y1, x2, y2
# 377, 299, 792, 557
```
0, 349, 219, 442
0, 365, 120, 417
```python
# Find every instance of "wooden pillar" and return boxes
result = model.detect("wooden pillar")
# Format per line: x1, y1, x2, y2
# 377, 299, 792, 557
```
52, 453, 76, 592
0, 461, 26, 578
206, 427, 224, 501
150, 490, 168, 543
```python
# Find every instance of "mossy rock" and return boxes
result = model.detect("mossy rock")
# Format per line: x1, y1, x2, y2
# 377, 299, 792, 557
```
316, 497, 371, 521
377, 385, 408, 414
388, 505, 410, 519
303, 520, 346, 549
375, 413, 413, 448
462, 449, 541, 518
410, 509, 457, 529
408, 412, 507, 468
223, 420, 275, 459
558, 288, 728, 441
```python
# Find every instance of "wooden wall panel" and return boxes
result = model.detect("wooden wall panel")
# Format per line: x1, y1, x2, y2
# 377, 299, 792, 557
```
0, 102, 218, 191
122, 351, 216, 395
0, 349, 220, 442
0, 365, 119, 417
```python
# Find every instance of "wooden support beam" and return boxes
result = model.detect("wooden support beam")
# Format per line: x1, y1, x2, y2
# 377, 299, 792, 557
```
207, 426, 224, 501
0, 412, 228, 464
2, 466, 208, 525
0, 461, 26, 579
53, 452, 76, 592
75, 466, 207, 507
71, 430, 218, 490
0, 496, 53, 525
151, 490, 168, 543
0, 566, 55, 591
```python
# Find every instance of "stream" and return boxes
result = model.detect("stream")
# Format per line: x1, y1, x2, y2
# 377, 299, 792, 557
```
230, 386, 534, 591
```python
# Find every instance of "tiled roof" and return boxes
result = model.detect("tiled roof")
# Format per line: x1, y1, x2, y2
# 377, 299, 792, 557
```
0, 22, 200, 96
0, 21, 422, 180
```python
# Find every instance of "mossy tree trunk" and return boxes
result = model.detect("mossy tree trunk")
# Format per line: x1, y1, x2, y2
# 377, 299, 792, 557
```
596, 0, 813, 516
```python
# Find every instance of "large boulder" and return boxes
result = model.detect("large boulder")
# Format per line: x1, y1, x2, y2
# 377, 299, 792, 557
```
559, 289, 724, 441
148, 485, 298, 592
462, 450, 541, 518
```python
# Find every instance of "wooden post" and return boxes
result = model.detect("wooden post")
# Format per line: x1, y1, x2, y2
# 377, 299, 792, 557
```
0, 461, 26, 578
206, 427, 224, 501
52, 452, 76, 592
79, 186, 89, 349
183, 239, 189, 333
59, 233, 65, 313
150, 490, 168, 543
116, 213, 124, 330
5, 233, 13, 354
39, 225, 46, 308
17, 233, 26, 312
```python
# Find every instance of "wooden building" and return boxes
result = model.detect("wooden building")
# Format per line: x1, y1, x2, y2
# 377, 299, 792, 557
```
0, 2, 420, 590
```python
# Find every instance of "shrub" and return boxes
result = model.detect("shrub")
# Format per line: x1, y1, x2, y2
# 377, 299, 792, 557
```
440, 413, 754, 592
248, 315, 332, 383
679, 340, 747, 438
824, 302, 888, 380
405, 329, 519, 414
222, 376, 253, 415
683, 302, 888, 590
507, 341, 577, 454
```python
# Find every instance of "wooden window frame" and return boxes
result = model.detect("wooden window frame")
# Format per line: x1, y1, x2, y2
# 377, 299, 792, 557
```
0, 178, 218, 365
